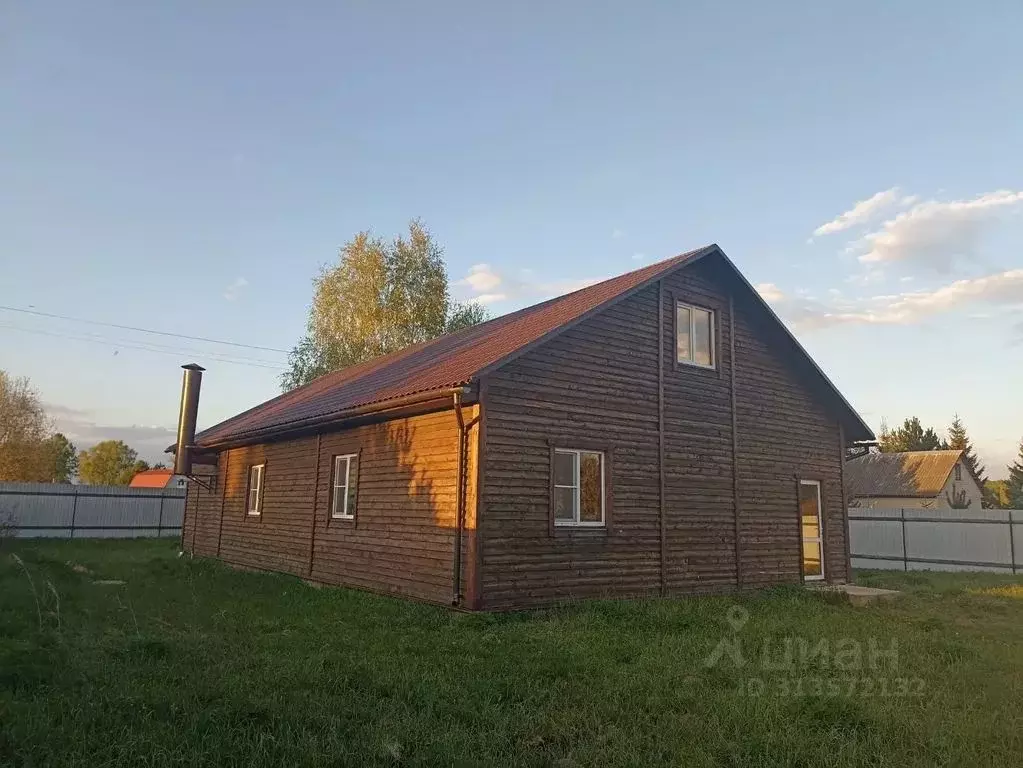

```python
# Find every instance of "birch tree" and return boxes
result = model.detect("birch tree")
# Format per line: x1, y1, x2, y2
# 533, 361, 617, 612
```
281, 220, 488, 391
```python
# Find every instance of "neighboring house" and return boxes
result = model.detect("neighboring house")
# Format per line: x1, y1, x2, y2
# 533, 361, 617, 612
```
129, 469, 187, 489
179, 244, 872, 610
844, 450, 984, 509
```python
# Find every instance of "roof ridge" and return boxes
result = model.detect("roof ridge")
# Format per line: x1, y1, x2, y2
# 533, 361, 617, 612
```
851, 449, 962, 458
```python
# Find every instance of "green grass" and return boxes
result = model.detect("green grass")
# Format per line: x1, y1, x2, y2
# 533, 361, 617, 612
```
1, 540, 1021, 767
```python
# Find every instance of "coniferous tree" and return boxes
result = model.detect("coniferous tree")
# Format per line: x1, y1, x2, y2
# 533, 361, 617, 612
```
1008, 439, 1023, 510
946, 414, 991, 506
877, 417, 943, 453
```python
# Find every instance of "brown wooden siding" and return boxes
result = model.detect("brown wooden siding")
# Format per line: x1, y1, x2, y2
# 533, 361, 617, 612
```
183, 462, 221, 558
731, 286, 848, 586
310, 407, 477, 604
661, 262, 739, 595
184, 407, 478, 606
217, 438, 316, 576
480, 254, 848, 609
481, 282, 663, 609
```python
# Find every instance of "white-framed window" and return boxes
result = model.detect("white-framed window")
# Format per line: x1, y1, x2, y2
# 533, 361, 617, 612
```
954, 465, 962, 481
246, 464, 264, 516
553, 449, 605, 527
676, 302, 715, 368
331, 453, 359, 520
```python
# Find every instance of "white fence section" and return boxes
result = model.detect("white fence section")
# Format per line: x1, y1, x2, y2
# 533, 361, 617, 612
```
849, 507, 1021, 573
0, 482, 185, 539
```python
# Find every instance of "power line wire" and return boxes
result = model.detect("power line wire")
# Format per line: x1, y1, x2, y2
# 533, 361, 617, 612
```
0, 322, 285, 370
0, 323, 286, 370
0, 304, 289, 354
1, 320, 278, 363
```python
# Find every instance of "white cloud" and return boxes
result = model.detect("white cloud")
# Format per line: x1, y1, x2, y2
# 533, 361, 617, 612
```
812, 188, 907, 237
46, 403, 176, 465
223, 277, 249, 301
845, 268, 885, 286
879, 269, 1023, 319
632, 252, 647, 261
456, 264, 603, 306
460, 264, 505, 303
755, 282, 786, 303
766, 269, 1023, 331
857, 190, 1023, 271
611, 228, 626, 240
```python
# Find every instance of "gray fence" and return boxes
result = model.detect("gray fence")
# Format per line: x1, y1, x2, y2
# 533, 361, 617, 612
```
0, 482, 185, 539
849, 507, 1022, 574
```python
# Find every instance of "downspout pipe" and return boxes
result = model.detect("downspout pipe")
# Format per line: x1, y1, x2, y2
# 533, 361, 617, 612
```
452, 391, 466, 606
451, 390, 481, 607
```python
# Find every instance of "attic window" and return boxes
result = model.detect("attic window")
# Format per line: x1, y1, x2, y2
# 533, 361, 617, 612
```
676, 302, 715, 368
954, 465, 962, 481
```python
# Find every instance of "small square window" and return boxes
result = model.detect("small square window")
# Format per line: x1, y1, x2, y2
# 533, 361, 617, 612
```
247, 464, 264, 516
553, 449, 605, 527
331, 454, 359, 520
677, 302, 715, 368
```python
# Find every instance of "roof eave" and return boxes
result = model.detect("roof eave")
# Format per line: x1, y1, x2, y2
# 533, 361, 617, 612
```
193, 383, 476, 451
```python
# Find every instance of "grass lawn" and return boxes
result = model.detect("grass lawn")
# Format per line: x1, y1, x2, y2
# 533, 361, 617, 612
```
1, 540, 1021, 767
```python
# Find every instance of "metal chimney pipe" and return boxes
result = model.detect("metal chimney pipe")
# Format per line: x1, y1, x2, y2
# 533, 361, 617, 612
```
174, 363, 205, 476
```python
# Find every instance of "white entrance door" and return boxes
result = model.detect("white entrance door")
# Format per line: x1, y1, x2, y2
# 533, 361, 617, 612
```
799, 480, 825, 581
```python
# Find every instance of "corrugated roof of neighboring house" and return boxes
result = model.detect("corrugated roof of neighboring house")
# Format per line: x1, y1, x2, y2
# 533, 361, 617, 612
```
128, 469, 176, 488
193, 244, 874, 449
845, 450, 964, 498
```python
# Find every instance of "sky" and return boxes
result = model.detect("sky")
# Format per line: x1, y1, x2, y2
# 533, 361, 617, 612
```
2, 2, 1022, 476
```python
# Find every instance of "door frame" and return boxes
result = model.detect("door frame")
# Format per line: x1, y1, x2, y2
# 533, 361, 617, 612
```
799, 479, 825, 582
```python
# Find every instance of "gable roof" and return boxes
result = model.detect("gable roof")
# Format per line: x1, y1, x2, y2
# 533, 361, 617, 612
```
194, 244, 873, 448
845, 450, 964, 498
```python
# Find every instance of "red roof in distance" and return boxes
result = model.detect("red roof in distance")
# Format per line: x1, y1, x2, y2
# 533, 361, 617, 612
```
128, 469, 177, 488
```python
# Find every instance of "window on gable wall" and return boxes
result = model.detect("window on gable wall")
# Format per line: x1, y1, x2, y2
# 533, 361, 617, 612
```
954, 464, 962, 481
246, 464, 264, 516
331, 454, 359, 519
676, 302, 715, 368
553, 449, 605, 526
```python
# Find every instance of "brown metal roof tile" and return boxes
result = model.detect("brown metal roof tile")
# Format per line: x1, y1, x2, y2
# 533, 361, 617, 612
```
197, 246, 714, 446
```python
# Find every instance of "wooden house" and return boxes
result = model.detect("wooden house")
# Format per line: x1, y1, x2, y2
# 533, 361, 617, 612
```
179, 245, 872, 609
844, 450, 984, 510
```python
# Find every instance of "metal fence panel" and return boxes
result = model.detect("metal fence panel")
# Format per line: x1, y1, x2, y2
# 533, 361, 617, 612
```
0, 482, 186, 539
849, 518, 904, 559
850, 508, 1021, 573
906, 520, 1010, 568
